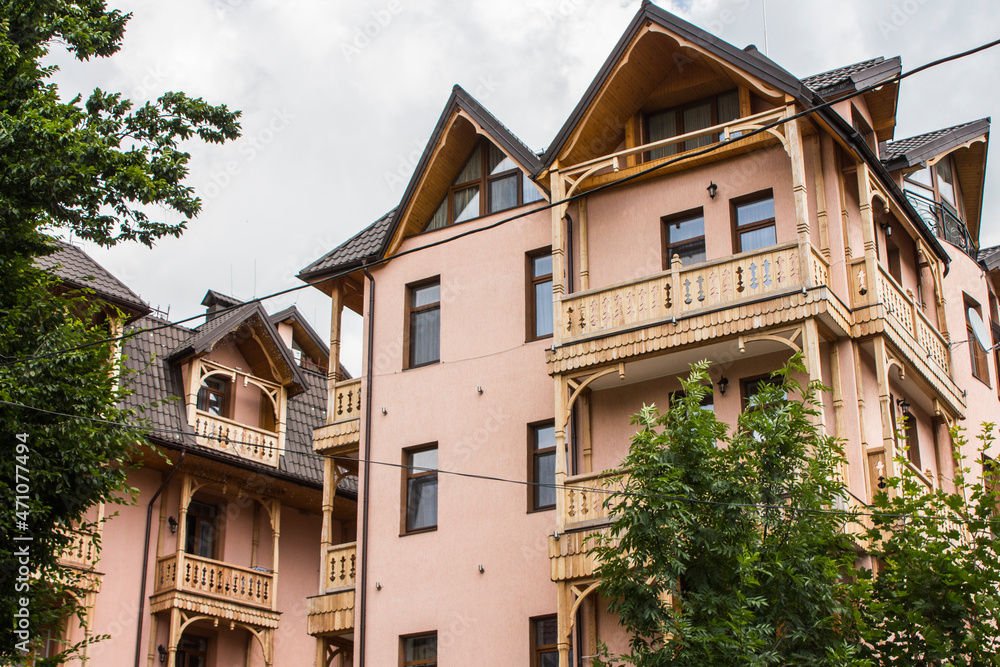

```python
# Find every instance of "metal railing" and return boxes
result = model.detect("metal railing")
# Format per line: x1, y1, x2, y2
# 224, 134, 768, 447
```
904, 190, 978, 259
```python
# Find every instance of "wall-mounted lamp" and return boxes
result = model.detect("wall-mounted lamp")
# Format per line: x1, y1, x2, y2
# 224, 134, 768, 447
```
717, 376, 729, 396
896, 397, 911, 417
167, 517, 178, 534
880, 221, 892, 237
707, 182, 718, 199
157, 645, 168, 663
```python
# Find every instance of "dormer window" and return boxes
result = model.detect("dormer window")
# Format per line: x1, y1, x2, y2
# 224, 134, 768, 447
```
904, 158, 962, 219
426, 140, 542, 231
197, 376, 231, 418
646, 90, 740, 161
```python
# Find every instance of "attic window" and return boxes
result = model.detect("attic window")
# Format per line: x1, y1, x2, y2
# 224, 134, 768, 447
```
646, 90, 740, 161
425, 140, 542, 232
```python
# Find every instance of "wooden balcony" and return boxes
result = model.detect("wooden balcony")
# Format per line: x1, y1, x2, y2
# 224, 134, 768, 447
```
849, 261, 965, 414
58, 529, 99, 571
549, 243, 844, 373
154, 552, 275, 611
551, 472, 621, 582
193, 411, 279, 467
308, 542, 357, 635
314, 379, 362, 455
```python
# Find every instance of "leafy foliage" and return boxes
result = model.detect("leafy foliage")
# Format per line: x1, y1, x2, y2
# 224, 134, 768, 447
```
0, 1, 240, 662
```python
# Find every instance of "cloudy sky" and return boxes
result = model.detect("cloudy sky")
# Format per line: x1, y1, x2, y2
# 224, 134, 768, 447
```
49, 0, 1000, 376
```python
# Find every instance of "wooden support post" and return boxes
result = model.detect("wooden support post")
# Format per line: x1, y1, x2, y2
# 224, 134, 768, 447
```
167, 607, 180, 667
856, 163, 880, 309
270, 499, 281, 612
328, 282, 344, 421
146, 612, 159, 667
276, 386, 288, 458
580, 392, 593, 475
578, 197, 590, 292
320, 457, 336, 590
810, 135, 831, 262
787, 117, 814, 286
836, 155, 853, 261
551, 170, 568, 348
185, 358, 202, 428
554, 375, 569, 532
315, 638, 327, 667
557, 581, 572, 667
177, 474, 191, 553
802, 318, 825, 431
852, 342, 876, 502
251, 501, 261, 569
872, 337, 898, 489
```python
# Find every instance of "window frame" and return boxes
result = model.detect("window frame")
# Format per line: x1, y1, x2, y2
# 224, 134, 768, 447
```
196, 374, 231, 419
740, 373, 783, 412
644, 89, 741, 161
661, 208, 707, 269
527, 420, 557, 513
526, 247, 554, 342
405, 278, 441, 370
401, 631, 438, 667
966, 298, 992, 386
903, 156, 964, 221
530, 615, 559, 667
401, 444, 439, 535
184, 499, 222, 560
731, 190, 777, 254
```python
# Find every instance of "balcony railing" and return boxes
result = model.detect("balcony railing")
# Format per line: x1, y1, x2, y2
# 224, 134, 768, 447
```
905, 190, 978, 259
59, 529, 99, 570
875, 266, 950, 374
331, 379, 362, 424
154, 552, 274, 610
193, 412, 279, 467
322, 542, 357, 593
559, 471, 624, 531
560, 242, 804, 344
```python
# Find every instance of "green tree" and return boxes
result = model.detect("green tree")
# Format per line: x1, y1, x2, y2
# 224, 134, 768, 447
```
593, 358, 866, 666
0, 1, 240, 662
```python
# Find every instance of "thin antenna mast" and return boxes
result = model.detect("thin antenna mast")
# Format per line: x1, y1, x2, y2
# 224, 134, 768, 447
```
762, 0, 769, 55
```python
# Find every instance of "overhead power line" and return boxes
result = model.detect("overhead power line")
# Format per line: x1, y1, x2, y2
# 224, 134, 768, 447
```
4, 34, 1000, 369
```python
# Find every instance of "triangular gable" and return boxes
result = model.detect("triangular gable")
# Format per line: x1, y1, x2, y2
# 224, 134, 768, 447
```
540, 2, 813, 175
381, 85, 545, 257
802, 56, 901, 142
169, 301, 308, 397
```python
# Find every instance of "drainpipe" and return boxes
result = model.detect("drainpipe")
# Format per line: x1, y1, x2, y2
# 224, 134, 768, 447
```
358, 266, 376, 666
134, 450, 186, 667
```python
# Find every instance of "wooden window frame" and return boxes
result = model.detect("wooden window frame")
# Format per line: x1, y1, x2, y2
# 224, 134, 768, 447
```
530, 615, 559, 667
405, 278, 441, 370
429, 139, 530, 230
730, 190, 777, 254
902, 156, 964, 221
644, 89, 741, 160
669, 387, 715, 411
527, 420, 556, 513
185, 498, 223, 561
176, 633, 212, 667
661, 208, 706, 269
401, 444, 438, 535
401, 631, 437, 667
196, 374, 231, 419
526, 247, 554, 342
740, 373, 782, 412
966, 298, 991, 386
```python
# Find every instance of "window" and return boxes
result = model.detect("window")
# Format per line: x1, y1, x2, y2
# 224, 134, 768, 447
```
903, 158, 962, 220
402, 633, 437, 666
647, 90, 740, 160
967, 300, 991, 385
741, 374, 784, 412
669, 388, 715, 412
196, 375, 230, 418
407, 280, 440, 368
662, 210, 706, 267
529, 422, 556, 511
176, 634, 209, 667
732, 194, 776, 253
185, 500, 220, 559
404, 446, 438, 533
527, 250, 553, 340
890, 395, 920, 469
531, 616, 558, 667
426, 141, 543, 231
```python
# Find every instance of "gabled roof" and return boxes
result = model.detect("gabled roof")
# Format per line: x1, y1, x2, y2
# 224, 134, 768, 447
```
979, 244, 1000, 272
802, 56, 900, 95
35, 239, 150, 320
882, 119, 990, 168
378, 84, 544, 257
269, 304, 346, 377
201, 289, 243, 311
541, 2, 813, 169
298, 208, 395, 282
168, 301, 309, 397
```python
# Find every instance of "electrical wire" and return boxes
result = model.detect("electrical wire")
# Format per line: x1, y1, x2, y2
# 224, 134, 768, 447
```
1, 397, 994, 529
5, 35, 1000, 369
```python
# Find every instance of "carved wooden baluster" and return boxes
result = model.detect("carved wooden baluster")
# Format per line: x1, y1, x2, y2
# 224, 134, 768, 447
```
184, 562, 191, 584
579, 488, 589, 517
775, 256, 785, 284
578, 304, 586, 331
566, 306, 574, 333
749, 262, 759, 290
736, 266, 745, 293
665, 281, 673, 309
722, 268, 732, 298
762, 259, 772, 287
696, 275, 705, 303
708, 271, 719, 302
337, 390, 344, 417
567, 488, 576, 518
350, 553, 356, 581
683, 278, 692, 305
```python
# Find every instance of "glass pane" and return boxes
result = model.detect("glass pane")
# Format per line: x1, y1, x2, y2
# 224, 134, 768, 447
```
410, 309, 440, 366
534, 424, 555, 450
936, 158, 956, 205
717, 90, 740, 123
412, 283, 440, 308
534, 451, 556, 508
736, 198, 775, 227
405, 635, 438, 660
488, 143, 515, 174
406, 475, 438, 531
455, 145, 482, 184
523, 173, 544, 203
197, 521, 214, 558
908, 167, 932, 187
539, 654, 558, 667
666, 215, 704, 243
489, 174, 518, 213
534, 280, 553, 338
536, 617, 558, 644
669, 240, 706, 266
453, 185, 480, 223
739, 225, 777, 252
683, 102, 713, 151
532, 254, 552, 278
409, 448, 438, 470
648, 109, 677, 160
426, 199, 447, 231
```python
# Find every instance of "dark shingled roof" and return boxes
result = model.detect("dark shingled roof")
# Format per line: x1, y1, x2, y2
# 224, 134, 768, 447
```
882, 119, 989, 166
122, 316, 355, 493
35, 240, 149, 317
298, 209, 395, 281
802, 57, 886, 91
979, 244, 1000, 271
